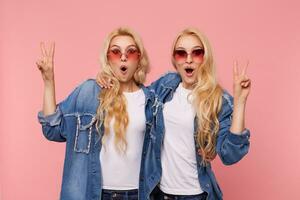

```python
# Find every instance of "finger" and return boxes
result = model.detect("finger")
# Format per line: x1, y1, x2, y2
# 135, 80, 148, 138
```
241, 77, 250, 82
36, 60, 44, 70
96, 80, 103, 87
44, 42, 50, 56
107, 78, 112, 88
241, 80, 250, 87
36, 61, 41, 68
50, 42, 55, 58
244, 80, 251, 87
42, 56, 47, 65
100, 78, 107, 88
101, 77, 109, 88
96, 76, 105, 88
241, 79, 250, 84
98, 77, 105, 88
96, 78, 101, 85
241, 60, 249, 76
37, 59, 44, 66
100, 79, 106, 88
98, 79, 104, 88
233, 60, 239, 77
40, 42, 47, 56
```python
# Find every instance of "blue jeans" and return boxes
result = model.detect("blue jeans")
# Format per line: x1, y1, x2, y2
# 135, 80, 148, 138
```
101, 189, 138, 200
151, 187, 208, 200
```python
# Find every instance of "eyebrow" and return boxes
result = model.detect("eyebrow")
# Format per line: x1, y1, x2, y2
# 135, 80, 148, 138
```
109, 44, 138, 49
175, 46, 204, 50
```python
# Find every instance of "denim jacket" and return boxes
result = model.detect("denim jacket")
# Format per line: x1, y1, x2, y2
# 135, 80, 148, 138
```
37, 79, 156, 200
139, 72, 251, 200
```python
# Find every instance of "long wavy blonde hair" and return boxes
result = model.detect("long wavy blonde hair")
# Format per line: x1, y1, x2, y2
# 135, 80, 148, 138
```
171, 28, 224, 166
96, 27, 150, 153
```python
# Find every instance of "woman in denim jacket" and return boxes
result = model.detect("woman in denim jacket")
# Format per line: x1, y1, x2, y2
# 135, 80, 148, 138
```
97, 27, 251, 200
36, 27, 156, 200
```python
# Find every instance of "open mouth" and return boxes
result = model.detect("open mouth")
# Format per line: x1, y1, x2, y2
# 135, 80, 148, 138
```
120, 65, 128, 73
184, 67, 194, 76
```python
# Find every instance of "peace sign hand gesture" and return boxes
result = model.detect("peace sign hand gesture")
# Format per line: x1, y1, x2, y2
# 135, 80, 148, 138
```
233, 60, 251, 103
36, 42, 55, 82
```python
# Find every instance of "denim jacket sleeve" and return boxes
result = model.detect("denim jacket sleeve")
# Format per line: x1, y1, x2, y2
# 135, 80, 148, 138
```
216, 90, 251, 165
37, 82, 83, 142
147, 72, 180, 95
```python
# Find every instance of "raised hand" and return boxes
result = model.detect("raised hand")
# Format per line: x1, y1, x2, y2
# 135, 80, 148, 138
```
96, 72, 113, 89
233, 60, 251, 103
36, 42, 55, 82
36, 42, 57, 116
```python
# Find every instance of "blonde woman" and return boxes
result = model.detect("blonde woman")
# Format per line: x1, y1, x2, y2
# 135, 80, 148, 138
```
97, 28, 251, 200
37, 27, 156, 200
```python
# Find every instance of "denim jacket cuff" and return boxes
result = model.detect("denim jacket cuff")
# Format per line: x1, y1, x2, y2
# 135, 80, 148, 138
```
38, 106, 62, 126
227, 128, 250, 145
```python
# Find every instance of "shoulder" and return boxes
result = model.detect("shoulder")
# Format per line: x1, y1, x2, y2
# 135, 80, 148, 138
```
148, 71, 181, 93
77, 79, 101, 94
158, 71, 181, 84
218, 89, 234, 120
222, 89, 234, 110
73, 79, 101, 113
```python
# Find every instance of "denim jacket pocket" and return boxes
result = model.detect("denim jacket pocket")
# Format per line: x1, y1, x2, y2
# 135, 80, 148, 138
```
73, 113, 96, 154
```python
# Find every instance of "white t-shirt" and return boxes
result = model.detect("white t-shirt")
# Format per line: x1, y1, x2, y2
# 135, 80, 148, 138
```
160, 83, 204, 195
100, 89, 146, 190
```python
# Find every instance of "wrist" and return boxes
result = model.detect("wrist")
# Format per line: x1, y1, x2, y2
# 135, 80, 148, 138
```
44, 79, 55, 87
234, 96, 247, 105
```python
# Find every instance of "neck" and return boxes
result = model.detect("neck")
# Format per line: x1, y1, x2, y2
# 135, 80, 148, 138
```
182, 82, 194, 90
120, 79, 140, 92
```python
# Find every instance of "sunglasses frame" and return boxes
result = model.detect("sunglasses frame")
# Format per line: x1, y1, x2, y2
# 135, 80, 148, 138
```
173, 48, 205, 63
107, 47, 141, 61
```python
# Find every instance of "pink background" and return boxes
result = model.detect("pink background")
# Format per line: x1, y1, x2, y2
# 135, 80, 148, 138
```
1, 0, 299, 199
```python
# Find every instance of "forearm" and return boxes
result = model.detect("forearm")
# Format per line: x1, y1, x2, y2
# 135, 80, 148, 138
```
230, 98, 247, 135
42, 80, 57, 116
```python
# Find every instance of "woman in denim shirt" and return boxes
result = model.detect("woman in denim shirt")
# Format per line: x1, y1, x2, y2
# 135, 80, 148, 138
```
98, 27, 251, 200
36, 27, 156, 200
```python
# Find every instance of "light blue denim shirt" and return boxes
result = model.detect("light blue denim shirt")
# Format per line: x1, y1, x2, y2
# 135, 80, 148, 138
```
139, 72, 251, 200
37, 79, 156, 200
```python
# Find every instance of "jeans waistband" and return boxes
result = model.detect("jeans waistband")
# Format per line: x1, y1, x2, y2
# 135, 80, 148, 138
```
102, 188, 138, 195
158, 187, 208, 199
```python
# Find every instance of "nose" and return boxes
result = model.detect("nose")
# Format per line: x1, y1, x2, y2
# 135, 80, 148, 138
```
120, 53, 127, 62
186, 53, 192, 64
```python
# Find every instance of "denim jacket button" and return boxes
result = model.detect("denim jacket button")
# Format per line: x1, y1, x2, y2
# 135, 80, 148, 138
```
206, 183, 210, 188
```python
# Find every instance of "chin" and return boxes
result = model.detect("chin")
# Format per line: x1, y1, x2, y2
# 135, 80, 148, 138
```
183, 77, 197, 85
119, 76, 133, 83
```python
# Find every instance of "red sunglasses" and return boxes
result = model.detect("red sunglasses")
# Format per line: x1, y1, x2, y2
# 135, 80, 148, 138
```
173, 48, 204, 63
107, 47, 140, 61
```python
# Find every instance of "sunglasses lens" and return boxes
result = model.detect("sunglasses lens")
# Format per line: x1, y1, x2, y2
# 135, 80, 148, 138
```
174, 50, 187, 62
192, 49, 204, 61
108, 49, 121, 61
126, 48, 140, 60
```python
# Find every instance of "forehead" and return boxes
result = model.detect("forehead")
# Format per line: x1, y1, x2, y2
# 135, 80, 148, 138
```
109, 35, 136, 48
175, 34, 203, 49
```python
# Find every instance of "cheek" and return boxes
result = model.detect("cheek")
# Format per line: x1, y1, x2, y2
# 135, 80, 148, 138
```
127, 60, 139, 70
109, 62, 119, 74
175, 64, 184, 73
194, 56, 204, 63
